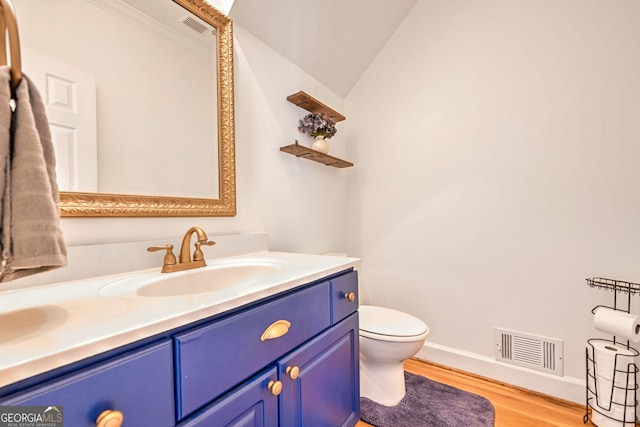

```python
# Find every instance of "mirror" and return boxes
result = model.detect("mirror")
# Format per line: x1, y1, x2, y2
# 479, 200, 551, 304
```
16, 0, 235, 217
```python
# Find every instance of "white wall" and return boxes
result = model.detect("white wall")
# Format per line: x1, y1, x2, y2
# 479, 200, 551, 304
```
230, 25, 350, 254
346, 0, 640, 401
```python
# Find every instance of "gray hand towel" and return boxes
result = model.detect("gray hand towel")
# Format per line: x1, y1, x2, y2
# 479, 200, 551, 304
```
0, 66, 67, 282
0, 67, 11, 267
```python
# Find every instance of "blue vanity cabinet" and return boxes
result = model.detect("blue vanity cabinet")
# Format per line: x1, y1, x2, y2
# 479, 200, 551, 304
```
0, 341, 174, 426
180, 314, 359, 427
0, 268, 360, 427
175, 269, 360, 427
278, 313, 359, 427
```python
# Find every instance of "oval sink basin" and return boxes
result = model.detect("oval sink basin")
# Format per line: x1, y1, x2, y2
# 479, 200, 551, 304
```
0, 305, 67, 345
100, 260, 282, 298
138, 265, 278, 297
0, 298, 132, 345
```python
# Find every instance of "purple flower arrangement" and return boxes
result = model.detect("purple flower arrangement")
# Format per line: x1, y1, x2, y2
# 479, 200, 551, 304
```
297, 113, 337, 139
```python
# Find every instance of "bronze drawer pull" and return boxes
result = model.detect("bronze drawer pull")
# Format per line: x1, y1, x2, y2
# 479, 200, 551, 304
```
268, 380, 283, 396
96, 410, 123, 427
260, 320, 291, 341
344, 292, 356, 302
286, 365, 300, 380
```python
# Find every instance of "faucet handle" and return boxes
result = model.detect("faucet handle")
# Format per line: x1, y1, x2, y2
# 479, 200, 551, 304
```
193, 240, 216, 262
147, 244, 177, 267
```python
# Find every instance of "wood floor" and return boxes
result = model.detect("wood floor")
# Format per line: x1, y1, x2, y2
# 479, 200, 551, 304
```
357, 358, 590, 427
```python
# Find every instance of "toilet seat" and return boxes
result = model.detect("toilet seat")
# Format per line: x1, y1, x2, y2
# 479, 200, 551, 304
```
359, 305, 429, 343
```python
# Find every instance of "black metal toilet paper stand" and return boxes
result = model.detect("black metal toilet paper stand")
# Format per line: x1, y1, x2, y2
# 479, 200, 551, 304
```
584, 277, 640, 426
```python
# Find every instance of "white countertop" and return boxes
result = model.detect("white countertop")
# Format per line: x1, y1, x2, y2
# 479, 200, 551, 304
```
0, 251, 360, 389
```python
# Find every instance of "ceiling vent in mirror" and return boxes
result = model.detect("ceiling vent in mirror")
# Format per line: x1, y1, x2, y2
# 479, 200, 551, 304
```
180, 15, 209, 34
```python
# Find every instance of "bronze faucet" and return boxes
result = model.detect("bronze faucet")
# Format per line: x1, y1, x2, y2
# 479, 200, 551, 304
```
148, 226, 216, 273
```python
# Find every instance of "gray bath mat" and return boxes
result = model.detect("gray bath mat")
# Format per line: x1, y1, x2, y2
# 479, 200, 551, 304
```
360, 371, 495, 427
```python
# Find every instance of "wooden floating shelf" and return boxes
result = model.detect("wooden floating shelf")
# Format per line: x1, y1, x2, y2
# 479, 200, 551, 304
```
287, 91, 346, 122
285, 92, 352, 168
280, 142, 353, 168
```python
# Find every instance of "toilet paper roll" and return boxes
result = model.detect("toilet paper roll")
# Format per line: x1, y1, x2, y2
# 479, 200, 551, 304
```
592, 410, 635, 427
591, 341, 636, 409
597, 376, 636, 405
592, 340, 636, 378
594, 307, 640, 343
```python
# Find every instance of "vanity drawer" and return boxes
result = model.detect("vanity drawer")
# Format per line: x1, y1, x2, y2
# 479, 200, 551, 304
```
330, 270, 359, 324
175, 281, 331, 419
0, 341, 174, 426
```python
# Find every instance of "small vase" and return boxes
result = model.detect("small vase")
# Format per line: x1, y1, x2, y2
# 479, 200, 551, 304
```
312, 135, 329, 154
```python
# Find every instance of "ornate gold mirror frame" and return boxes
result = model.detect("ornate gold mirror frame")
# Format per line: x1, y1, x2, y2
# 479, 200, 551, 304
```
58, 0, 235, 217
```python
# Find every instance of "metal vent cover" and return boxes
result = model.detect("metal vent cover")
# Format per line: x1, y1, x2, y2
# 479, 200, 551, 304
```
180, 15, 208, 34
495, 327, 563, 376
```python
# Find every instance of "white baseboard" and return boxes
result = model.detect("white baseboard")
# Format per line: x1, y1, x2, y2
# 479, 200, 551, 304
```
417, 341, 585, 405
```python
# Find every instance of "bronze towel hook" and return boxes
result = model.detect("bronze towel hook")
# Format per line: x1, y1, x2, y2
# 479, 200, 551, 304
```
0, 0, 22, 96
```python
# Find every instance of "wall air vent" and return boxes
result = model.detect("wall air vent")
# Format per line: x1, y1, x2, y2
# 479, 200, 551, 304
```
495, 327, 563, 376
180, 15, 208, 34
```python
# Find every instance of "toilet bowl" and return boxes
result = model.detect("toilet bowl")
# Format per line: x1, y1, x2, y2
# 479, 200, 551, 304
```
359, 305, 429, 406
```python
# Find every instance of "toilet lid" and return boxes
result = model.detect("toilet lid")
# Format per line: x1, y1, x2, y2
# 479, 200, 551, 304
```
359, 305, 428, 337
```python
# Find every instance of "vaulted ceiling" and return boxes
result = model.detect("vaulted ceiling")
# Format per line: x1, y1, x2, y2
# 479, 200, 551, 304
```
229, 0, 418, 96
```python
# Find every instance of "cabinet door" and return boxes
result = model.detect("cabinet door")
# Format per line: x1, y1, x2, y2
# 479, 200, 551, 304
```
0, 341, 174, 426
278, 313, 359, 427
180, 368, 279, 427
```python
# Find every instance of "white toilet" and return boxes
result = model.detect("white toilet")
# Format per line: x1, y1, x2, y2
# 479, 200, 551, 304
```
359, 305, 430, 406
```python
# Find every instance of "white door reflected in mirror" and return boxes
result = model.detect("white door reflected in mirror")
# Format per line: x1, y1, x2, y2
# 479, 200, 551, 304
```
23, 48, 98, 193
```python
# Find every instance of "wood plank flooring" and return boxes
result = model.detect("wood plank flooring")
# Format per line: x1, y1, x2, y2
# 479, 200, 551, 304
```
357, 358, 591, 427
